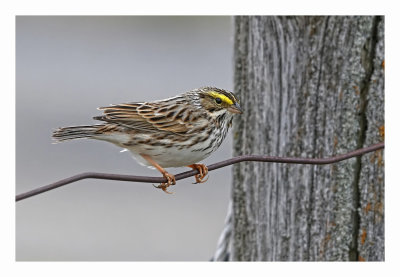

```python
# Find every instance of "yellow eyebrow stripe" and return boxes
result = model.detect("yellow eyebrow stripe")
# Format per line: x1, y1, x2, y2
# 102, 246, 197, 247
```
209, 91, 233, 105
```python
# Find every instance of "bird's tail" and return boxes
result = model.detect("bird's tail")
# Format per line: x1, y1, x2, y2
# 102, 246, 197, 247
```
52, 124, 104, 142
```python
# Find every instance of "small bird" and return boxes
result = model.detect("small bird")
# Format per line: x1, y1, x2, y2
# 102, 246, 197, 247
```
52, 87, 242, 193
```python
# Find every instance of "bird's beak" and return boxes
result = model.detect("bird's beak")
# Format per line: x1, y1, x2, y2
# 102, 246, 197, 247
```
227, 102, 243, 114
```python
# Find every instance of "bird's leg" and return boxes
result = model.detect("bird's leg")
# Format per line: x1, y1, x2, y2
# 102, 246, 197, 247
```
187, 164, 209, 184
140, 154, 176, 194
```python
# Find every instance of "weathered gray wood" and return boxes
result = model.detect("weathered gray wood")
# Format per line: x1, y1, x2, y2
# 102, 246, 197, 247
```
357, 17, 385, 261
216, 16, 384, 261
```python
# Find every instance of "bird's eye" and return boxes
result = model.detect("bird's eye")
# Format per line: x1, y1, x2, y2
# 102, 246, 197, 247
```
215, 97, 222, 104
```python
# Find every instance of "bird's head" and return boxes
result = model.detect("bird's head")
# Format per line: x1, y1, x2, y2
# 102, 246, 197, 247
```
197, 87, 242, 118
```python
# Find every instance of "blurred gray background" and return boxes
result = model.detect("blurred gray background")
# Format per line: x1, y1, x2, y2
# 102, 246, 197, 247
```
16, 16, 234, 261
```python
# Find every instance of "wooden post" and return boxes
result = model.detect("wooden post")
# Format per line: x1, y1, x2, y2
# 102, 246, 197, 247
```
214, 16, 384, 261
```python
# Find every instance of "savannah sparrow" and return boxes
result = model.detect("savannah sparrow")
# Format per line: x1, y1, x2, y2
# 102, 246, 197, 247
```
52, 87, 242, 193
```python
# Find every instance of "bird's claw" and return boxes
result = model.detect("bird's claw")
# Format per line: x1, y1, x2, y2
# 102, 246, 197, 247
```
188, 164, 209, 184
154, 171, 176, 194
193, 175, 209, 184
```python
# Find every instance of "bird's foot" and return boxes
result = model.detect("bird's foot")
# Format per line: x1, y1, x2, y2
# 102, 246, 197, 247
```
153, 171, 176, 194
187, 164, 209, 184
140, 154, 176, 194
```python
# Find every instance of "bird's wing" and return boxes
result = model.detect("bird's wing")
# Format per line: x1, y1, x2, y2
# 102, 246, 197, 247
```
94, 102, 192, 134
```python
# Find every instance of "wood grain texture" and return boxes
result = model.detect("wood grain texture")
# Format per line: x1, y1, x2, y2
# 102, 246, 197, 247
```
228, 16, 384, 261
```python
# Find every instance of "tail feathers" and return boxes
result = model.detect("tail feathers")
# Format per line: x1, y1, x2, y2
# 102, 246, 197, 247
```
52, 125, 104, 142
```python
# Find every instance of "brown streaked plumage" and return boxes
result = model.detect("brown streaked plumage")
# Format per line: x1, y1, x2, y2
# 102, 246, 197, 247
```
52, 87, 242, 193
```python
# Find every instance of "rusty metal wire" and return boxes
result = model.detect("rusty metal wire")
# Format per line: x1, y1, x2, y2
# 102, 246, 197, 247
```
16, 142, 384, 202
